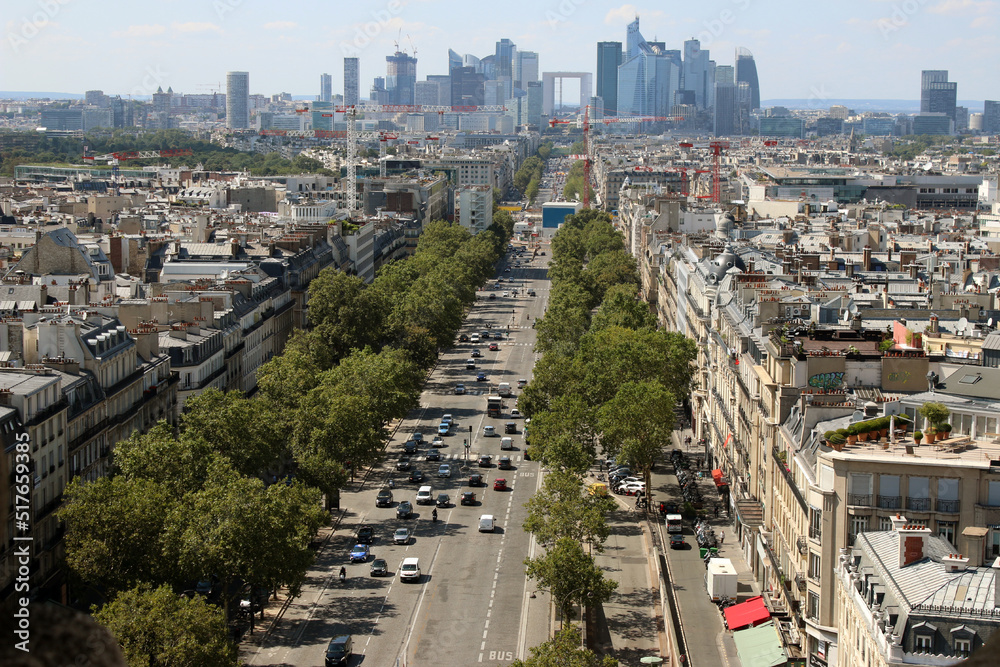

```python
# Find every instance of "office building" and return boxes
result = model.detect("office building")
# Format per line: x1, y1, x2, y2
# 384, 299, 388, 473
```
526, 81, 542, 127
683, 38, 711, 109
320, 73, 332, 102
715, 65, 734, 86
921, 70, 957, 121
597, 41, 623, 115
514, 50, 539, 90
984, 100, 1000, 134
40, 108, 83, 131
448, 48, 462, 73
344, 57, 359, 106
495, 38, 515, 92
912, 113, 953, 135
226, 71, 250, 129
714, 82, 736, 136
451, 66, 485, 107
759, 116, 804, 138
617, 18, 680, 117
386, 51, 417, 106
735, 48, 760, 111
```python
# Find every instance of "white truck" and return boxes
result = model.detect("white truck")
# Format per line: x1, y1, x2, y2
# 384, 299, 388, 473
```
706, 558, 738, 602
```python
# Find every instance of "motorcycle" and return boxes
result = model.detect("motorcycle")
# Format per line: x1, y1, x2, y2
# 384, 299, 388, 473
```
339, 567, 346, 583
432, 509, 438, 523
388, 479, 395, 489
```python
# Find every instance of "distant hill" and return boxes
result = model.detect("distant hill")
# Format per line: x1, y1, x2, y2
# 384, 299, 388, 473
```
763, 99, 985, 113
0, 92, 84, 100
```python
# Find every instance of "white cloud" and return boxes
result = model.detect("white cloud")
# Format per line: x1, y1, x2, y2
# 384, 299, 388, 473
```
171, 22, 222, 34
604, 4, 641, 25
114, 24, 167, 38
928, 0, 995, 14
970, 14, 995, 27
264, 21, 297, 31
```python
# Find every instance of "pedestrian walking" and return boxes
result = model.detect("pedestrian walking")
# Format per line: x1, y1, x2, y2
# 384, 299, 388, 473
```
720, 531, 725, 545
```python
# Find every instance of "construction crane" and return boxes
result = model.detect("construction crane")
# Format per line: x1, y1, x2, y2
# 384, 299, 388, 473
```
549, 107, 684, 208
676, 141, 730, 204
82, 148, 194, 195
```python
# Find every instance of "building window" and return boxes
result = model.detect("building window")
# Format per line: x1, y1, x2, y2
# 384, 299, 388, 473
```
938, 521, 957, 546
916, 635, 933, 652
807, 591, 820, 620
849, 515, 869, 545
809, 552, 822, 581
879, 516, 894, 531
955, 638, 971, 657
809, 506, 822, 540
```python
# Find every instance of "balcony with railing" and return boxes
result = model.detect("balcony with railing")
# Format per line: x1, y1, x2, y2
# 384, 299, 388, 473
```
808, 525, 821, 541
877, 495, 902, 510
907, 497, 932, 512
936, 499, 960, 513
848, 493, 873, 507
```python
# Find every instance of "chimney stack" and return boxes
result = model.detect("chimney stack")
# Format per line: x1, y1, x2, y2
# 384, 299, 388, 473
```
941, 554, 969, 573
863, 245, 872, 272
897, 522, 933, 568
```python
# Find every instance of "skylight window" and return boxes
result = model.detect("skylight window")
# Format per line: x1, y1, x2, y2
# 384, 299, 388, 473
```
958, 374, 982, 385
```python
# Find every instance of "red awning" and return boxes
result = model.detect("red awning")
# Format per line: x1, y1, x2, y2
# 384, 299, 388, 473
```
712, 469, 724, 483
724, 596, 770, 631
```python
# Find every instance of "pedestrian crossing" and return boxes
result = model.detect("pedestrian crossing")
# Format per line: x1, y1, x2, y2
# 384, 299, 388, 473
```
407, 451, 527, 463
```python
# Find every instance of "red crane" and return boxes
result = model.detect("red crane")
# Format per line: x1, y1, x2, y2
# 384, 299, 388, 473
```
709, 141, 730, 205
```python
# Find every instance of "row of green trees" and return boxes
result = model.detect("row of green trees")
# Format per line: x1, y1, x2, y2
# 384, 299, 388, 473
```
561, 160, 595, 203
0, 129, 336, 177
516, 210, 696, 659
513, 141, 554, 204
59, 212, 516, 665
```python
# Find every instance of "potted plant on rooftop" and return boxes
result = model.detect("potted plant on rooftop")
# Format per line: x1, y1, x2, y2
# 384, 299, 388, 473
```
913, 430, 924, 445
828, 432, 847, 452
939, 422, 952, 439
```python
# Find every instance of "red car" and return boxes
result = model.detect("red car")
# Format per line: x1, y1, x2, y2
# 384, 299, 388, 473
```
489, 343, 499, 351
493, 478, 508, 491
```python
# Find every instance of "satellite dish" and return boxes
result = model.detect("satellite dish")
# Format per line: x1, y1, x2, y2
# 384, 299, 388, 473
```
989, 317, 994, 327
957, 317, 969, 333
848, 303, 859, 315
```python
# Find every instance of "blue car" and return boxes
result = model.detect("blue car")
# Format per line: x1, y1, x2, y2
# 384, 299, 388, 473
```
476, 371, 487, 381
349, 544, 370, 563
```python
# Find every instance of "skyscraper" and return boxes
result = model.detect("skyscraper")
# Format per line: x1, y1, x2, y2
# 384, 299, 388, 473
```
514, 51, 539, 90
448, 49, 462, 74
713, 82, 736, 136
451, 66, 485, 106
682, 39, 710, 109
344, 57, 359, 106
320, 73, 332, 102
735, 48, 761, 111
597, 41, 623, 115
984, 100, 1000, 134
226, 71, 249, 129
921, 70, 957, 121
386, 51, 417, 105
617, 18, 679, 117
495, 38, 515, 79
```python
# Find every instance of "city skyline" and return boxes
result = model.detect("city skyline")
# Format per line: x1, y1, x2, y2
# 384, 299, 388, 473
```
2, 0, 998, 103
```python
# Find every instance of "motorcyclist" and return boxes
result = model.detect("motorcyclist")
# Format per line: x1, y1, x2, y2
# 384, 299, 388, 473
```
339, 566, 346, 580
432, 508, 438, 522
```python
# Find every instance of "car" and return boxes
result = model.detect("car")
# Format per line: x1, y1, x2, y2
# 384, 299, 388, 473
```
483, 425, 495, 437
470, 333, 480, 343
504, 421, 517, 434
430, 436, 444, 449
400, 557, 421, 582
458, 334, 469, 342
396, 501, 413, 519
502, 291, 509, 298
500, 436, 513, 450
396, 456, 411, 471
426, 449, 441, 461
409, 469, 425, 483
480, 331, 491, 339
403, 440, 418, 454
540, 251, 546, 255
370, 558, 389, 576
479, 514, 497, 532
437, 422, 450, 435
461, 491, 477, 505
517, 378, 528, 388
469, 473, 484, 486
325, 635, 353, 666
376, 489, 393, 507
437, 463, 452, 478
504, 267, 511, 272
436, 493, 450, 507
488, 293, 496, 300
476, 371, 487, 382
493, 478, 508, 491
349, 544, 370, 563
527, 289, 536, 297
498, 456, 513, 470
195, 576, 217, 597
489, 343, 499, 351
478, 455, 492, 467
412, 432, 424, 443
239, 584, 269, 613
442, 413, 454, 425
454, 384, 466, 395
466, 359, 477, 370
669, 534, 687, 550
471, 348, 482, 358
393, 527, 411, 544
613, 477, 641, 489
356, 525, 374, 545
620, 482, 646, 496
510, 408, 522, 418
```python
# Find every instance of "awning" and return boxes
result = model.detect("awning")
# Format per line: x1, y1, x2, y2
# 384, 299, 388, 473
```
732, 621, 788, 667
725, 595, 771, 631
712, 469, 724, 484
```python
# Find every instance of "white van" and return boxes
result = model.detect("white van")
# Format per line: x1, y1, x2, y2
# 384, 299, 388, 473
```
416, 485, 433, 505
666, 514, 683, 533
500, 436, 513, 450
497, 382, 512, 397
400, 557, 421, 582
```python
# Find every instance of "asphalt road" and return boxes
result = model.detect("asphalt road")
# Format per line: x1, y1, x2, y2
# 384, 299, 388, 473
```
245, 244, 551, 667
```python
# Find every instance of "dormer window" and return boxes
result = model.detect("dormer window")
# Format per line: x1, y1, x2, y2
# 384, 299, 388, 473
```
955, 638, 971, 658
915, 635, 932, 652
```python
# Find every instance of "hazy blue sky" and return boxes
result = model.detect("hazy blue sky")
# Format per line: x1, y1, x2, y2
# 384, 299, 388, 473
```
3, 0, 997, 102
